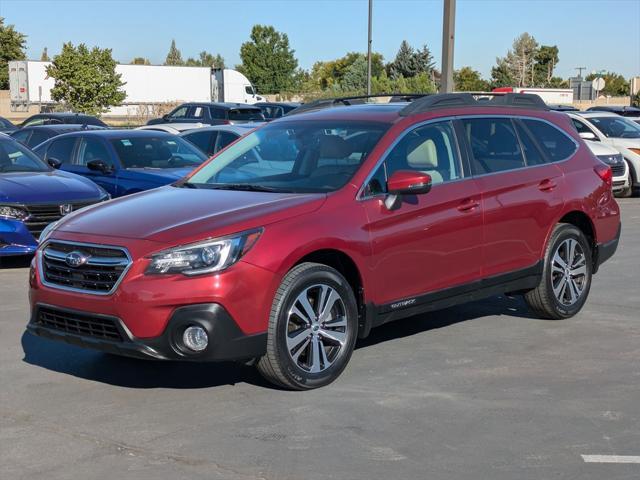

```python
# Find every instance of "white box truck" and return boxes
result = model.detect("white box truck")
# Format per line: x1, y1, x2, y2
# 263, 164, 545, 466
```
8, 61, 264, 114
492, 87, 574, 105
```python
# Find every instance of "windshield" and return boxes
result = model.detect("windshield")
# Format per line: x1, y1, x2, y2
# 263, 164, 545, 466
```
111, 136, 207, 169
589, 117, 640, 139
185, 121, 389, 193
0, 138, 50, 173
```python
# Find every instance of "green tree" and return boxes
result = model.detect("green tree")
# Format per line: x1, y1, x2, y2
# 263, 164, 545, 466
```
238, 25, 298, 94
309, 52, 384, 90
185, 51, 225, 68
130, 57, 150, 65
40, 47, 50, 61
490, 58, 514, 88
586, 72, 630, 96
0, 17, 27, 89
46, 42, 126, 115
339, 55, 368, 92
387, 40, 434, 79
454, 66, 490, 91
164, 39, 184, 66
534, 45, 559, 87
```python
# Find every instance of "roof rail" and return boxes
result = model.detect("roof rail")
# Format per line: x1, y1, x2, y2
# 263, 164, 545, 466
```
398, 92, 549, 116
285, 93, 429, 116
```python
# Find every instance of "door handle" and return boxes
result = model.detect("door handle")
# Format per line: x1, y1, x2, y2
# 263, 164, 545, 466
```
538, 179, 557, 192
457, 198, 480, 212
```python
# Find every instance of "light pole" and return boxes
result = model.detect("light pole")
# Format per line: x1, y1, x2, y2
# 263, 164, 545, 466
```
441, 0, 456, 92
367, 0, 373, 95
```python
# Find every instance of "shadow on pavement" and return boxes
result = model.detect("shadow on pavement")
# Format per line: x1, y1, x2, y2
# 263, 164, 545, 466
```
21, 294, 536, 389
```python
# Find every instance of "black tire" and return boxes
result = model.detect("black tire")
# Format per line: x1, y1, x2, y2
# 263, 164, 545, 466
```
525, 224, 593, 320
257, 262, 358, 390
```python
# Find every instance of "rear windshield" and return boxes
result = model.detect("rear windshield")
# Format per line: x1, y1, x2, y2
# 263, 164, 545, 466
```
110, 136, 207, 169
228, 109, 265, 122
590, 117, 640, 139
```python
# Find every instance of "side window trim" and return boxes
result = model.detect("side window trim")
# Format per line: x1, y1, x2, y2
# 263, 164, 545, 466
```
358, 118, 467, 200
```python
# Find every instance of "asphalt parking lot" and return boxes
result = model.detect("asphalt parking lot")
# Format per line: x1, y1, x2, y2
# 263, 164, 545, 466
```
0, 198, 638, 480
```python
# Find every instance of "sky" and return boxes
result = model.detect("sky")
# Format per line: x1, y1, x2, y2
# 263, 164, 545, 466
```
1, 0, 639, 80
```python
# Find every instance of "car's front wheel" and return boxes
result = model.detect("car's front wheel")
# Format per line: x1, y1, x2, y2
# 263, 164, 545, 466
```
257, 263, 358, 390
525, 224, 593, 319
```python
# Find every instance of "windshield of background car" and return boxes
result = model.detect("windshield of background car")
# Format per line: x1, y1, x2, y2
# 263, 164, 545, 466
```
589, 116, 640, 139
0, 138, 50, 173
110, 136, 207, 169
186, 121, 389, 193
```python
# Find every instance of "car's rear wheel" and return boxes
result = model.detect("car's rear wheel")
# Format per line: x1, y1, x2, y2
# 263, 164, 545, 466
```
257, 263, 358, 390
525, 224, 593, 319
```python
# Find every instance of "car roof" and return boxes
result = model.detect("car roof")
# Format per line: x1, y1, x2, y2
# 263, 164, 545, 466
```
47, 129, 176, 141
33, 112, 98, 118
278, 103, 407, 123
573, 111, 620, 118
179, 124, 260, 136
180, 102, 262, 110
19, 124, 105, 132
256, 102, 301, 107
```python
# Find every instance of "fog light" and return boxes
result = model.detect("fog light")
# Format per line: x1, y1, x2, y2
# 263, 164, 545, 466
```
183, 326, 208, 352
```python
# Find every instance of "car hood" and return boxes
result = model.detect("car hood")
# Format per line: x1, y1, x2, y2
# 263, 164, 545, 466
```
125, 167, 195, 182
585, 140, 619, 156
0, 170, 104, 203
610, 138, 640, 149
56, 185, 327, 243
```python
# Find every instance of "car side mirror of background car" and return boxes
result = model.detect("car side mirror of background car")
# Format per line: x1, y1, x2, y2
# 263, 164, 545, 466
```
579, 131, 598, 141
384, 170, 432, 210
87, 159, 113, 174
47, 157, 62, 169
162, 114, 169, 121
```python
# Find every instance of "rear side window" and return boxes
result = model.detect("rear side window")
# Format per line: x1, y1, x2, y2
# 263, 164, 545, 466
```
462, 118, 525, 174
216, 131, 239, 152
521, 119, 577, 161
183, 131, 216, 156
11, 130, 31, 145
229, 109, 264, 121
27, 130, 51, 148
46, 137, 77, 163
209, 108, 226, 120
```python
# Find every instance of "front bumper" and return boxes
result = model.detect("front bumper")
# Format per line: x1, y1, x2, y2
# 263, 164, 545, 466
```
0, 219, 37, 257
27, 303, 267, 361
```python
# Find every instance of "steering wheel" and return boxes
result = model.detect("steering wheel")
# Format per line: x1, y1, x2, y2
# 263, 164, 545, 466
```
167, 155, 184, 167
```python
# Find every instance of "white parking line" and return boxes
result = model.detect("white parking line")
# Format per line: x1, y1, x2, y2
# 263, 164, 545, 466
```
582, 455, 640, 464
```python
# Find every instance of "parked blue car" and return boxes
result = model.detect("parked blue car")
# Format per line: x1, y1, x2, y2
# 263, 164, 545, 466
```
0, 134, 109, 257
33, 130, 208, 198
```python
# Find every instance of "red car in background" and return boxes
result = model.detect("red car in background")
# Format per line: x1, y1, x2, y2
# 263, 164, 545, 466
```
27, 93, 621, 390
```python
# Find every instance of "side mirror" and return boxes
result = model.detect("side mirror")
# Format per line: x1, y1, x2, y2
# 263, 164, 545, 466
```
47, 157, 62, 169
87, 159, 113, 174
162, 114, 170, 121
384, 170, 432, 210
579, 131, 598, 141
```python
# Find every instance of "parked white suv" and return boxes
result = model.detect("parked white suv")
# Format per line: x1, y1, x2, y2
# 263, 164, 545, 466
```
584, 140, 630, 195
569, 111, 640, 197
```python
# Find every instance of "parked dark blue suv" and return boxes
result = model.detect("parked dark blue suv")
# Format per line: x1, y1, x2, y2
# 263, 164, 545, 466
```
33, 130, 208, 198
0, 134, 108, 257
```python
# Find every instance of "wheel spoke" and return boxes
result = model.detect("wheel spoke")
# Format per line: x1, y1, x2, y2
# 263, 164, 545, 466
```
309, 336, 322, 373
296, 292, 317, 324
553, 251, 567, 269
287, 328, 310, 352
290, 337, 311, 364
324, 315, 347, 329
552, 275, 566, 297
319, 328, 347, 346
567, 239, 577, 268
289, 304, 312, 326
571, 265, 587, 278
319, 288, 341, 323
318, 338, 332, 369
566, 278, 578, 303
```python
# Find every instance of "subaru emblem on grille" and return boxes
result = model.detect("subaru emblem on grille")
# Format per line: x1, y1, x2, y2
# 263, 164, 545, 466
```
65, 251, 89, 268
60, 204, 73, 216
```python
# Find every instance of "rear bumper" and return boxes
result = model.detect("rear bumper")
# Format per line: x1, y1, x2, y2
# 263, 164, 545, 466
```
27, 303, 267, 362
594, 223, 621, 273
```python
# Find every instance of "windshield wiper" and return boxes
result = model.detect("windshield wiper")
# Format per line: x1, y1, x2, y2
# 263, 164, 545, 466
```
176, 181, 199, 188
205, 183, 284, 192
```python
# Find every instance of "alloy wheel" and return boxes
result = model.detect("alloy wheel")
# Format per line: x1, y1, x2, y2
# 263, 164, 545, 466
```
551, 238, 588, 306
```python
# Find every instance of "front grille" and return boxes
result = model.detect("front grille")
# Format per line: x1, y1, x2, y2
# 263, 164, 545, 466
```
611, 164, 625, 177
41, 241, 131, 294
24, 201, 97, 238
36, 306, 124, 341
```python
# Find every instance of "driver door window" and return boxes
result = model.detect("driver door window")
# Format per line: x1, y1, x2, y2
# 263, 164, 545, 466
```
364, 121, 462, 196
169, 106, 189, 121
77, 138, 113, 167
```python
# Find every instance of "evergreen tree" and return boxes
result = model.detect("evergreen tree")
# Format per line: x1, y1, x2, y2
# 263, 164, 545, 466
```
164, 39, 184, 66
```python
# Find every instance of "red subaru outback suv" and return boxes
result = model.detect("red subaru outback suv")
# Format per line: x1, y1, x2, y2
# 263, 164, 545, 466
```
27, 93, 620, 390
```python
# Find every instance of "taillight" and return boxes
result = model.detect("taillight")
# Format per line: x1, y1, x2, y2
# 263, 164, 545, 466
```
594, 163, 612, 186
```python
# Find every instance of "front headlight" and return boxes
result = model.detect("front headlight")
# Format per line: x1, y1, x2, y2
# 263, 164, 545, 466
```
146, 228, 262, 276
0, 205, 28, 220
596, 153, 624, 166
38, 221, 59, 243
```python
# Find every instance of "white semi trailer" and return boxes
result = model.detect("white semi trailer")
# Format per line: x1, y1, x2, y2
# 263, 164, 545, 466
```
8, 61, 264, 114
